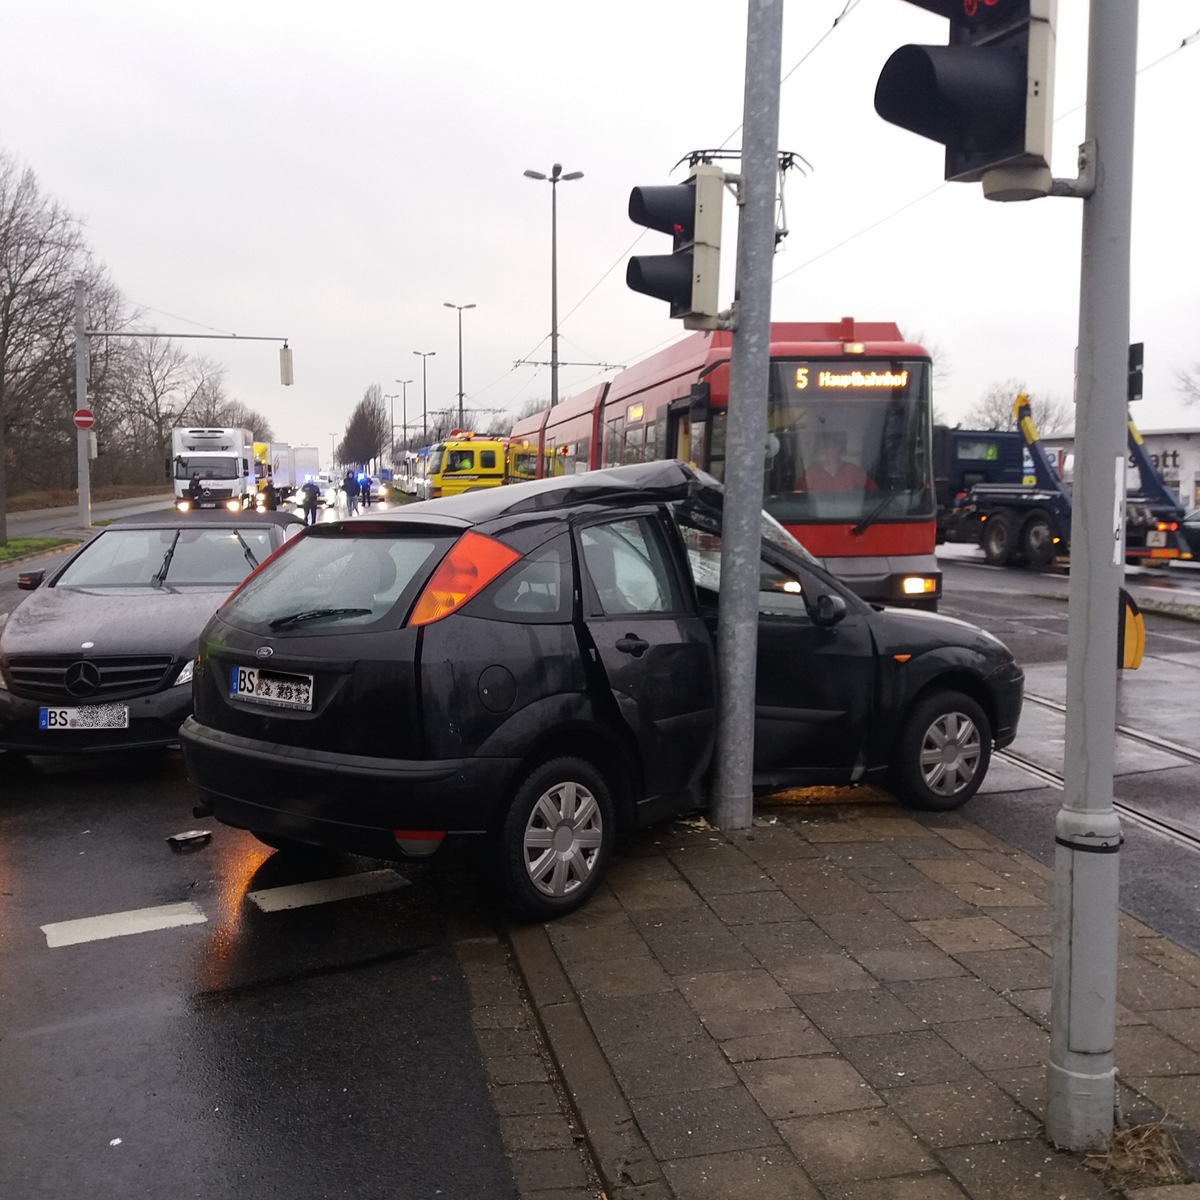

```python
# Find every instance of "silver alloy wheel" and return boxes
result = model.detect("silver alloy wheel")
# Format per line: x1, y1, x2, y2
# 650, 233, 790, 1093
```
919, 710, 983, 796
522, 780, 604, 899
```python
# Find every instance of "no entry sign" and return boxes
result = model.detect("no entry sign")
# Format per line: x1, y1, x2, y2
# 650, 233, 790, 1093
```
74, 408, 95, 429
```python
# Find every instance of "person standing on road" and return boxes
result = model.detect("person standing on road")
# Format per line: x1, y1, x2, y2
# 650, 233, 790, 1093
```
342, 470, 361, 516
187, 471, 204, 504
360, 475, 371, 508
300, 478, 320, 526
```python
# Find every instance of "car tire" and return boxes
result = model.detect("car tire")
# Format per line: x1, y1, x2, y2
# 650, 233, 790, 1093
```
889, 691, 991, 812
498, 757, 615, 920
981, 512, 1015, 566
1020, 511, 1056, 568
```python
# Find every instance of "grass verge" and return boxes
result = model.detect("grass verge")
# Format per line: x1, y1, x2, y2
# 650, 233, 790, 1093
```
0, 537, 76, 564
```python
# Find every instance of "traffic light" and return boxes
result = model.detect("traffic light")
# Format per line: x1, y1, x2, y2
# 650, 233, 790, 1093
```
627, 163, 724, 330
874, 0, 1057, 201
1128, 342, 1144, 403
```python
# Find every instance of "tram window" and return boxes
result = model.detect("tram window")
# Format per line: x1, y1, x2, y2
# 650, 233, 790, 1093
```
623, 426, 644, 464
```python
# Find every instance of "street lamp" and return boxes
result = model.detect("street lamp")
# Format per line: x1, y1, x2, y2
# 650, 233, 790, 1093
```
328, 432, 336, 467
443, 302, 476, 428
524, 162, 583, 408
394, 378, 413, 462
413, 351, 435, 442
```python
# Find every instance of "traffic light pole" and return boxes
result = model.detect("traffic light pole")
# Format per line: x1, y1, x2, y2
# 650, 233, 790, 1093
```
74, 281, 91, 531
1046, 0, 1138, 1152
710, 0, 783, 831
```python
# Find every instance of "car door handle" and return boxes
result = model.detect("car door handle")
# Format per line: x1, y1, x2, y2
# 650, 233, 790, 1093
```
615, 634, 649, 657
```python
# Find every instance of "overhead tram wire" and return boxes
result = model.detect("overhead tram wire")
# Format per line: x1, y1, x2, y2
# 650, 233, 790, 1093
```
773, 23, 1200, 288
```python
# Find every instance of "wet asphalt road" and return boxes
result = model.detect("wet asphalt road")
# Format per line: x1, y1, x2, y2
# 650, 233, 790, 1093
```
4, 542, 1200, 1196
0, 752, 517, 1200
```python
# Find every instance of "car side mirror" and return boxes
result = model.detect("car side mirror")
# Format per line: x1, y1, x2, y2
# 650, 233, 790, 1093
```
17, 570, 45, 591
812, 593, 847, 627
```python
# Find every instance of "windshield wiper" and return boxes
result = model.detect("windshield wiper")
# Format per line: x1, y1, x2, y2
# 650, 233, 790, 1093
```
850, 491, 900, 536
232, 530, 260, 570
268, 607, 372, 630
151, 531, 182, 587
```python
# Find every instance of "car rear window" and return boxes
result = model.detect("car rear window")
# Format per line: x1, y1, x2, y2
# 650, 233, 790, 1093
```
223, 530, 454, 630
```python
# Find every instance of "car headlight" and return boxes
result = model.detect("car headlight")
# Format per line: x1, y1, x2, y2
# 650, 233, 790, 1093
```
0, 669, 8, 692
174, 659, 195, 687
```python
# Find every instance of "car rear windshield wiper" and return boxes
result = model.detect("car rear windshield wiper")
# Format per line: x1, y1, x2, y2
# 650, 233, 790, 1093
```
268, 607, 373, 630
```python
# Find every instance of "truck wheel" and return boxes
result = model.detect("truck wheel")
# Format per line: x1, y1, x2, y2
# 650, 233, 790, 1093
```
498, 757, 614, 920
981, 512, 1015, 565
1021, 512, 1056, 568
888, 691, 991, 812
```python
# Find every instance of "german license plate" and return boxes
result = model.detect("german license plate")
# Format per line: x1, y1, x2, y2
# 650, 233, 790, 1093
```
39, 705, 129, 731
230, 665, 313, 711
1146, 529, 1167, 548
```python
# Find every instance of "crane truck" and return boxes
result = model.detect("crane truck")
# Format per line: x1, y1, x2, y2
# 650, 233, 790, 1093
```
934, 395, 1193, 568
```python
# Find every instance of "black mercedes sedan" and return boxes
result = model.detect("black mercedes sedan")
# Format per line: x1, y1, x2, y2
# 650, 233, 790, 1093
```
180, 462, 1023, 920
0, 509, 302, 754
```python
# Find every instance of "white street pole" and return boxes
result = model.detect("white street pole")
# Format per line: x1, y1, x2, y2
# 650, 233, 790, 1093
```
1046, 0, 1137, 1152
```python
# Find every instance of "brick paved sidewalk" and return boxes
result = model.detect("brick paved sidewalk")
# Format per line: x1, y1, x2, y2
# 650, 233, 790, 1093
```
496, 803, 1200, 1199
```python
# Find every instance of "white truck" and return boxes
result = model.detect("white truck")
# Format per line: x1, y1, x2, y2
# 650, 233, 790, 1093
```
170, 427, 255, 511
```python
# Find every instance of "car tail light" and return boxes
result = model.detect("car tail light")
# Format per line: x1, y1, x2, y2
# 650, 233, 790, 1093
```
409, 531, 520, 626
220, 533, 306, 608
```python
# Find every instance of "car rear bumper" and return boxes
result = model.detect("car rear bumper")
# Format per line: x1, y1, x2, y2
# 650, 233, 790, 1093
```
179, 716, 521, 858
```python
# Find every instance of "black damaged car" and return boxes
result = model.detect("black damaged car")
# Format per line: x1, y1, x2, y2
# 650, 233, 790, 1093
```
181, 461, 1023, 919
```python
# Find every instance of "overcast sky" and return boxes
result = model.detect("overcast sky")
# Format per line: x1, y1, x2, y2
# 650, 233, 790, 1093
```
4, 1, 1198, 460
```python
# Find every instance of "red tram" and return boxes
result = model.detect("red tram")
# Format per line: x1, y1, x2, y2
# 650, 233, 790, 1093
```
509, 319, 940, 608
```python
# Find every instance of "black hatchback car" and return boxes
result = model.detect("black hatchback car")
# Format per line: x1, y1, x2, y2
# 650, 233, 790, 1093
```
181, 462, 1023, 919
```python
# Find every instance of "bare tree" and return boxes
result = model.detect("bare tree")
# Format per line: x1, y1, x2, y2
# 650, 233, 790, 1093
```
0, 153, 96, 541
1175, 364, 1200, 406
340, 384, 388, 467
963, 379, 1074, 435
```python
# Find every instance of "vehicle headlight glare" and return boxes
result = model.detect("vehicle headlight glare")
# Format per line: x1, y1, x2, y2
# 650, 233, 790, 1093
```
901, 576, 936, 596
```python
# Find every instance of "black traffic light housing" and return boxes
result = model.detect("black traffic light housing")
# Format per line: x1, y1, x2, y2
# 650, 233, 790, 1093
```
627, 163, 724, 330
874, 0, 1056, 200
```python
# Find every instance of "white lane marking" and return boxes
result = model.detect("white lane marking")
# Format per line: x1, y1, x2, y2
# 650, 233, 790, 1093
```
42, 901, 207, 948
246, 869, 408, 912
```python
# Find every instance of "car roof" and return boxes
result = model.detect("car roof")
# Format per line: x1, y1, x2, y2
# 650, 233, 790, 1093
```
399, 460, 718, 526
111, 509, 304, 529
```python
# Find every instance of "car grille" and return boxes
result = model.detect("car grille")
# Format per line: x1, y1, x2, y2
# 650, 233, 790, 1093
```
6, 655, 177, 702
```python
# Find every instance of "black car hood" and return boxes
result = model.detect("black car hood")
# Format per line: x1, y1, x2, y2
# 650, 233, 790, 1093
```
868, 602, 1016, 662
1, 586, 233, 660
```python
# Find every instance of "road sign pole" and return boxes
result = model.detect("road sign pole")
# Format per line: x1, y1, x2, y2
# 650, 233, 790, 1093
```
1046, 0, 1138, 1152
74, 281, 91, 530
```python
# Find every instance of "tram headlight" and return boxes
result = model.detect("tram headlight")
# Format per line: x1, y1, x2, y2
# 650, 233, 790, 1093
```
901, 576, 937, 596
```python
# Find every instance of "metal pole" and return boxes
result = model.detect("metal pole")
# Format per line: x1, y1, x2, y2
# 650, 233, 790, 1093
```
1046, 0, 1137, 1152
550, 178, 559, 409
414, 352, 434, 442
711, 0, 782, 830
457, 310, 464, 427
74, 281, 91, 531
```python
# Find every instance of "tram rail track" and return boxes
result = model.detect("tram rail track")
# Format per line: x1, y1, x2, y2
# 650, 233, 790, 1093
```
995, 691, 1200, 852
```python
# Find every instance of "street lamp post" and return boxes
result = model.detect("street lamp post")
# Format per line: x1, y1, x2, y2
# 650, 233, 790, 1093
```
413, 351, 435, 442
524, 162, 583, 408
443, 303, 476, 428
394, 378, 413, 460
